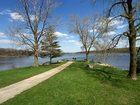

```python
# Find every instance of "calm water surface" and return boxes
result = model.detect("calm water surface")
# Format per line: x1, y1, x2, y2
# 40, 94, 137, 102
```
0, 53, 129, 71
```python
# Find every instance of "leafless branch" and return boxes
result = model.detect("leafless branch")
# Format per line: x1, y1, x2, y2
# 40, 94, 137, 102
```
108, 1, 127, 16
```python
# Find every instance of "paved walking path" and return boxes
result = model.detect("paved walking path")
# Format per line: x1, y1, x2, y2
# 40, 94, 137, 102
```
0, 61, 73, 104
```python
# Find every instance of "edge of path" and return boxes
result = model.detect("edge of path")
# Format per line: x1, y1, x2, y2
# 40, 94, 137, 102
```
0, 61, 73, 104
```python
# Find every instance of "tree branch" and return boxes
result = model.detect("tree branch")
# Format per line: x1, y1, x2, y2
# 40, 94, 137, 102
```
108, 34, 124, 49
108, 1, 127, 16
21, 0, 35, 34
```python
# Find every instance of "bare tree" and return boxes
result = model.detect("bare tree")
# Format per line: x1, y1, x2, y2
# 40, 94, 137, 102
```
93, 35, 112, 63
9, 0, 57, 67
70, 16, 106, 61
106, 0, 140, 80
91, 16, 124, 63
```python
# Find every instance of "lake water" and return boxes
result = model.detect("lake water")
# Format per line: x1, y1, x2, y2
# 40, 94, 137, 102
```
0, 53, 130, 71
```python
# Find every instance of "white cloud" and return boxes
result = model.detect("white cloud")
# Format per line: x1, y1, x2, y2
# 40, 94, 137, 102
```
108, 17, 124, 27
54, 32, 68, 37
65, 35, 76, 40
0, 9, 11, 15
30, 15, 36, 21
68, 39, 75, 43
117, 24, 127, 29
67, 39, 82, 46
89, 30, 93, 33
0, 10, 24, 22
0, 32, 7, 38
0, 39, 12, 44
137, 37, 140, 40
136, 42, 140, 47
107, 31, 116, 35
9, 13, 36, 22
9, 12, 24, 21
110, 20, 121, 26
22, 33, 32, 37
9, 19, 14, 22
116, 39, 128, 48
0, 39, 18, 47
89, 29, 97, 33
136, 39, 140, 47
69, 35, 75, 38
60, 40, 82, 52
103, 31, 117, 36
0, 9, 41, 22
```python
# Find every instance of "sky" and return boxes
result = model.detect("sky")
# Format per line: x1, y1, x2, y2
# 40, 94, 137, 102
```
0, 0, 138, 52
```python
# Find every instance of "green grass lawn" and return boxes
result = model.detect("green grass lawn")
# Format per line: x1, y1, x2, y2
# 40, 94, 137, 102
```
0, 62, 64, 88
1, 62, 140, 105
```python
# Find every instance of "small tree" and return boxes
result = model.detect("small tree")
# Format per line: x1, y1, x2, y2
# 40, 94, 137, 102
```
41, 26, 62, 64
70, 16, 106, 61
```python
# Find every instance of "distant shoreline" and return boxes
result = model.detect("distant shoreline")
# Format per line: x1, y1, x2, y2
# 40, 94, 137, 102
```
0, 55, 31, 57
76, 47, 133, 54
0, 47, 139, 57
0, 48, 33, 57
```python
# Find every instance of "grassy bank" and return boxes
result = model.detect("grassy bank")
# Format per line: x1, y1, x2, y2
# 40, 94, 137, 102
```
0, 62, 64, 88
2, 61, 140, 105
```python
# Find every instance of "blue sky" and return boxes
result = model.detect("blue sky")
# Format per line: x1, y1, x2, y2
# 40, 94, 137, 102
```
0, 0, 137, 52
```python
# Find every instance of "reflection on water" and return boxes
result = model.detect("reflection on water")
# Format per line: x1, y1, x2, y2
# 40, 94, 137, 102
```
0, 53, 129, 71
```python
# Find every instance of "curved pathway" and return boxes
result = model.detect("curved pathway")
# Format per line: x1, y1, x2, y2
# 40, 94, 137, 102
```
0, 61, 73, 104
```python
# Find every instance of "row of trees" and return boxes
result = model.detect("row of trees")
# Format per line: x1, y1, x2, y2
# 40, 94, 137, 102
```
9, 0, 139, 80
0, 48, 32, 56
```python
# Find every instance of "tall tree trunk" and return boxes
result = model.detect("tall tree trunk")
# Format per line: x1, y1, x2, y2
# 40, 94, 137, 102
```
85, 52, 89, 62
137, 56, 140, 73
127, 0, 137, 80
128, 37, 137, 80
49, 54, 52, 64
137, 48, 140, 73
33, 40, 39, 67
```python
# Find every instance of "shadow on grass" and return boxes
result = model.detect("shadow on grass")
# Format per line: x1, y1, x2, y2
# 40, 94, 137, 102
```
83, 64, 138, 90
66, 61, 140, 93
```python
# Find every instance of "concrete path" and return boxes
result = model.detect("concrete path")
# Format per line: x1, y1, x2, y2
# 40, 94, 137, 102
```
0, 61, 73, 104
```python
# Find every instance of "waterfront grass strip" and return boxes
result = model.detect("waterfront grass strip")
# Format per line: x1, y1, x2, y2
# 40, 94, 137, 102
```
0, 62, 64, 88
0, 62, 73, 104
2, 61, 140, 105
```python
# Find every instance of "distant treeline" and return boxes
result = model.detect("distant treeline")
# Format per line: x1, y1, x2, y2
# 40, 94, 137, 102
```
78, 47, 139, 54
93, 48, 130, 53
0, 48, 33, 56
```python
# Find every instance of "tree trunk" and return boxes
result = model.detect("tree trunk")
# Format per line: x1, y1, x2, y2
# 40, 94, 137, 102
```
85, 52, 89, 62
128, 37, 137, 80
49, 55, 52, 64
137, 53, 140, 73
33, 41, 39, 67
127, 0, 137, 80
